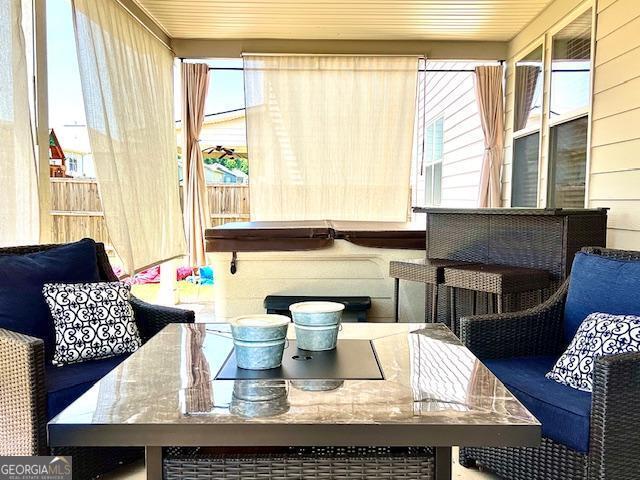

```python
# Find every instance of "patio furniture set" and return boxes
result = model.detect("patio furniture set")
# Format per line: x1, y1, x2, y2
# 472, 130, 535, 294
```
2, 208, 639, 480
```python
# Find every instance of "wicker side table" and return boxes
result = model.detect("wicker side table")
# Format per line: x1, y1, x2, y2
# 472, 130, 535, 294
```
389, 258, 471, 323
443, 264, 552, 335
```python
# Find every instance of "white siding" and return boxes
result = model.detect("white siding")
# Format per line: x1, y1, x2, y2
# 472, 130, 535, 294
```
412, 62, 486, 209
589, 0, 640, 249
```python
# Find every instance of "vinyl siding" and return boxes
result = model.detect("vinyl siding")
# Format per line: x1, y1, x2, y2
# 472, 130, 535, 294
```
590, 0, 640, 248
412, 63, 485, 209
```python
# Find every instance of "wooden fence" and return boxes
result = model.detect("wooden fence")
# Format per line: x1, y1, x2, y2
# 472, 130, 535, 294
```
50, 178, 250, 245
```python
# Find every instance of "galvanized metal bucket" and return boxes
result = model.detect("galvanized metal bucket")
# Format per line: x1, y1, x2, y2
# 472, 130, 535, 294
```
230, 381, 289, 418
289, 301, 345, 326
233, 338, 286, 370
290, 379, 344, 392
229, 314, 290, 370
233, 380, 288, 401
230, 314, 290, 342
294, 323, 340, 351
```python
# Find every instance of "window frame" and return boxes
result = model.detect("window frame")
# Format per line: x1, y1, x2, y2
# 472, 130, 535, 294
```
545, 3, 595, 208
511, 41, 545, 207
423, 116, 444, 207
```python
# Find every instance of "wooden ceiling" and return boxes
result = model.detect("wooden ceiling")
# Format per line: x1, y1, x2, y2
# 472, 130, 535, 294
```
133, 0, 555, 41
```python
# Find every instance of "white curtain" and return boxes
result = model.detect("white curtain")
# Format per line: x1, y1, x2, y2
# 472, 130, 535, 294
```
244, 55, 419, 221
0, 0, 39, 247
72, 0, 186, 273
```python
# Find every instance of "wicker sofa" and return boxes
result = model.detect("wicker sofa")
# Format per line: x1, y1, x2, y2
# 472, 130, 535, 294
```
0, 241, 195, 479
459, 247, 640, 480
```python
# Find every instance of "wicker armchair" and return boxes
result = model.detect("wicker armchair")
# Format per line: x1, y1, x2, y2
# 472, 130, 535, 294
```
459, 247, 640, 480
0, 241, 195, 479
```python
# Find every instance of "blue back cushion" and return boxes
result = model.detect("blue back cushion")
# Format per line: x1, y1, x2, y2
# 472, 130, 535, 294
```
0, 239, 101, 360
564, 252, 640, 342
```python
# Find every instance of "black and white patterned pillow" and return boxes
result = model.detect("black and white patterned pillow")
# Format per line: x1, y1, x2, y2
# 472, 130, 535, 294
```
546, 312, 640, 392
43, 282, 142, 366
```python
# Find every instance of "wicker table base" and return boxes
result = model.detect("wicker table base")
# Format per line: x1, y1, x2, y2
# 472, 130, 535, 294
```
163, 446, 436, 480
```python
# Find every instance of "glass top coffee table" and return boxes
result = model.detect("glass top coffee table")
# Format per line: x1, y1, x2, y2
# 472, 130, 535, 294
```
48, 323, 540, 479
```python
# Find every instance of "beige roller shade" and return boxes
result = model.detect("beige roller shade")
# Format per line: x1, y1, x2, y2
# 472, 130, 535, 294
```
244, 55, 419, 221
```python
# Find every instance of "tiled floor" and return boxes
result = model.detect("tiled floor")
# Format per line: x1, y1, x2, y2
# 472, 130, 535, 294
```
103, 448, 499, 479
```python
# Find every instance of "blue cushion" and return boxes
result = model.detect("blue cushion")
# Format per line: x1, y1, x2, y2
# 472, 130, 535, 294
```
484, 356, 592, 453
45, 354, 128, 420
0, 239, 101, 361
565, 252, 640, 343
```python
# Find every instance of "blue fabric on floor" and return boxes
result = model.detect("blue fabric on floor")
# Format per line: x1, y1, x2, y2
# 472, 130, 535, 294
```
564, 252, 640, 343
0, 239, 100, 361
484, 356, 592, 453
45, 354, 128, 420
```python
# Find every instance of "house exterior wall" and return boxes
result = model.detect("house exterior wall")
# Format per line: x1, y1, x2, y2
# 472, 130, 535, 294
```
412, 63, 486, 209
588, 0, 640, 249
503, 0, 640, 250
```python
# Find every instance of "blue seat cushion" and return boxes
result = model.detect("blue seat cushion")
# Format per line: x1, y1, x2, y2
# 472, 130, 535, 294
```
484, 356, 592, 453
565, 252, 640, 343
45, 354, 129, 420
0, 239, 100, 361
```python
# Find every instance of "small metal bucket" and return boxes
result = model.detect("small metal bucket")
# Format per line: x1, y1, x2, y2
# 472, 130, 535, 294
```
290, 379, 344, 392
230, 314, 290, 342
233, 380, 287, 401
233, 339, 286, 370
294, 323, 340, 351
290, 301, 344, 326
230, 381, 289, 418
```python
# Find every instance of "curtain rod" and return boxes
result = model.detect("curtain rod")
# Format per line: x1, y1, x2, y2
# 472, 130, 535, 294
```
207, 67, 479, 73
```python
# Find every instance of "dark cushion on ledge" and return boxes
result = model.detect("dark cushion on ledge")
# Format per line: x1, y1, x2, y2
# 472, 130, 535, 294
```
564, 252, 640, 343
45, 354, 129, 420
0, 239, 101, 361
484, 356, 591, 453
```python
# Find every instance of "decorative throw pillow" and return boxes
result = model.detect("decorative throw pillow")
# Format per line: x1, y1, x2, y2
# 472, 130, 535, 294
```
547, 312, 640, 392
43, 282, 142, 366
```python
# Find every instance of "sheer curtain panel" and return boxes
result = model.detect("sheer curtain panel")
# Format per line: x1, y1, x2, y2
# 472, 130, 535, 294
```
0, 0, 40, 247
72, 0, 185, 273
244, 55, 419, 221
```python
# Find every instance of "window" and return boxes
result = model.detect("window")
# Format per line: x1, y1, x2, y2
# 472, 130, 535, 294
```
549, 116, 588, 208
548, 9, 592, 208
512, 132, 540, 207
67, 155, 78, 173
424, 117, 444, 206
511, 45, 543, 207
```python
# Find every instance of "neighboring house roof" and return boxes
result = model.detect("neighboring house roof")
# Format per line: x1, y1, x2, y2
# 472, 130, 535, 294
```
176, 108, 247, 154
177, 159, 240, 185
175, 107, 245, 126
55, 124, 92, 155
211, 163, 235, 176
231, 168, 248, 179
49, 129, 65, 159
